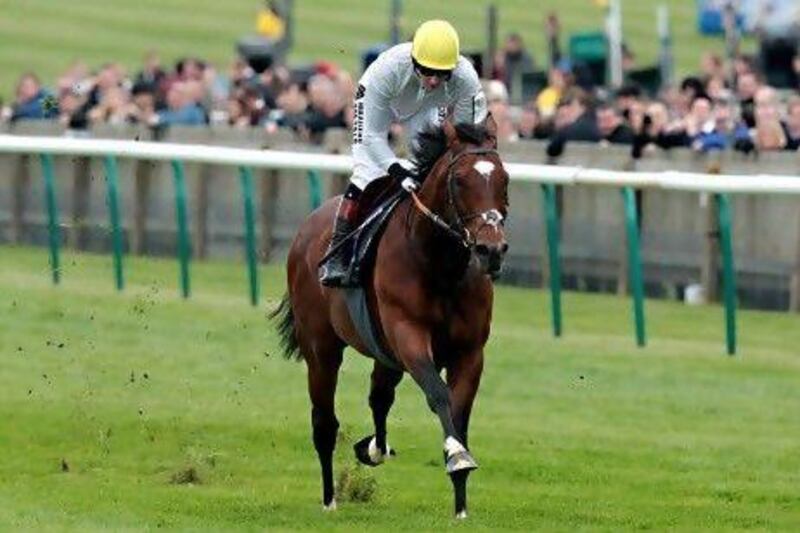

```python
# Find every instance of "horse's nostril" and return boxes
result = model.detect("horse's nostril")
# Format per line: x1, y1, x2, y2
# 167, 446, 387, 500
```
475, 244, 490, 256
500, 242, 509, 254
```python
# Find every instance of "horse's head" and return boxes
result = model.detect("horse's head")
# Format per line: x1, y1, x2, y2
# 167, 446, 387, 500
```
416, 116, 510, 279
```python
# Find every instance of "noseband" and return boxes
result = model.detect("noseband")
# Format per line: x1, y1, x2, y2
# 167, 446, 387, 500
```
410, 147, 505, 249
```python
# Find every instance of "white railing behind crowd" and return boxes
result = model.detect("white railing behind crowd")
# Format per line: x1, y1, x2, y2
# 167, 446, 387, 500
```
1, 134, 799, 194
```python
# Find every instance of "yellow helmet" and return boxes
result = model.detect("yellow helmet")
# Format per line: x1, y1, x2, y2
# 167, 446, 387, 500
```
411, 20, 460, 71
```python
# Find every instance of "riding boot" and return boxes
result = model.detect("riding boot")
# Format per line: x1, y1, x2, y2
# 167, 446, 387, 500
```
319, 192, 360, 287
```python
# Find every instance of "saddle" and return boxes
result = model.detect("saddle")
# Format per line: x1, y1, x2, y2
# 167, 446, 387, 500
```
347, 177, 405, 284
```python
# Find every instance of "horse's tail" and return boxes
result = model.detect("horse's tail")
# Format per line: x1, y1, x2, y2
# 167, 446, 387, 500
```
269, 294, 301, 361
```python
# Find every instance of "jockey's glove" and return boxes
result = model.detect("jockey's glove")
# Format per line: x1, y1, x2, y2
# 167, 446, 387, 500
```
401, 177, 420, 192
388, 162, 419, 192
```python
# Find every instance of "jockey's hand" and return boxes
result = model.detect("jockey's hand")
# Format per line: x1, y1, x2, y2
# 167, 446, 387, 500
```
401, 177, 420, 192
388, 162, 413, 181
388, 162, 419, 192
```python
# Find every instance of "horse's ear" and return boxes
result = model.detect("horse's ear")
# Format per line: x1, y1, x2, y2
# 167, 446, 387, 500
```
443, 120, 459, 147
484, 113, 498, 148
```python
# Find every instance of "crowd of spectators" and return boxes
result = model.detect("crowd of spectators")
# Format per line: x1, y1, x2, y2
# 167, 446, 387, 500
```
482, 19, 800, 158
0, 51, 353, 143
2, 15, 799, 158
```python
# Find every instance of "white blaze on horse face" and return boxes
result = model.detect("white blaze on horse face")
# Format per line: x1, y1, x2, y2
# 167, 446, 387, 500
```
473, 160, 495, 183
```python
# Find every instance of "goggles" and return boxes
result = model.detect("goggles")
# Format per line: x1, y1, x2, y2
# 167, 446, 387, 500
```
413, 59, 453, 81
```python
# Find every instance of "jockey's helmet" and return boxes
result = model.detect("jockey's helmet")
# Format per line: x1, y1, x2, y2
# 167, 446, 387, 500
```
411, 20, 460, 71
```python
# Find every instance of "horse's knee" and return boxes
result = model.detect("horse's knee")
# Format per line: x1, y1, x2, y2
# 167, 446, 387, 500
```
414, 370, 449, 413
425, 385, 450, 414
311, 407, 339, 452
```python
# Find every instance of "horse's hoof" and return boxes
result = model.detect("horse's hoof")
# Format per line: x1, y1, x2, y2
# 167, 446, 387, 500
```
322, 499, 337, 512
455, 510, 468, 520
444, 436, 477, 474
354, 435, 395, 467
446, 450, 478, 474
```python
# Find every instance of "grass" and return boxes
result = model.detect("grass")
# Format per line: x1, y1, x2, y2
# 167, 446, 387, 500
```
1, 244, 799, 530
2, 0, 756, 100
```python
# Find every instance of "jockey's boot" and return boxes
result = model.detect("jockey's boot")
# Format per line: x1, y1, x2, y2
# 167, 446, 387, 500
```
319, 188, 361, 287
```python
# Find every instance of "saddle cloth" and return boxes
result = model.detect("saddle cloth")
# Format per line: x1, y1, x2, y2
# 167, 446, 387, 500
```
337, 177, 405, 370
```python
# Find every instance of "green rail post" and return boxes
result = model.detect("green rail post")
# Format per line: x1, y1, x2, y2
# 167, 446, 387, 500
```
103, 156, 125, 291
716, 193, 737, 356
170, 160, 191, 299
39, 154, 61, 285
541, 184, 562, 337
307, 169, 322, 211
238, 166, 259, 306
622, 187, 646, 347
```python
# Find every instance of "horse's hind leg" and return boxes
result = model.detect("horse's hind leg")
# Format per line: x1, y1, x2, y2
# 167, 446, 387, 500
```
305, 341, 344, 510
354, 362, 403, 466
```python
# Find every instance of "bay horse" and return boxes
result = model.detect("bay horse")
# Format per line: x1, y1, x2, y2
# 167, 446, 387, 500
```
271, 116, 509, 518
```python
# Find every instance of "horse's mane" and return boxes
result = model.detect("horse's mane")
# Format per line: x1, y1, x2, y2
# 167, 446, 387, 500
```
412, 123, 491, 181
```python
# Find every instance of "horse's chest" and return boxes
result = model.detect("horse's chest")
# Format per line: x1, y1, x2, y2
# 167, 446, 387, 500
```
432, 299, 490, 352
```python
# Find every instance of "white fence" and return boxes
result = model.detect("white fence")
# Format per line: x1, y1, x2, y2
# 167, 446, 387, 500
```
1, 134, 799, 194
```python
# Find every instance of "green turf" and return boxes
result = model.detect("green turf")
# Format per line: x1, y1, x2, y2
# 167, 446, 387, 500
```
1, 245, 798, 531
3, 0, 755, 101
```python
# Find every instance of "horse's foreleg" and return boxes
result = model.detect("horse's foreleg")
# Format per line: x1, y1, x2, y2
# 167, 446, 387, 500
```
446, 351, 485, 518
355, 362, 403, 466
447, 351, 484, 448
392, 323, 477, 475
306, 350, 343, 510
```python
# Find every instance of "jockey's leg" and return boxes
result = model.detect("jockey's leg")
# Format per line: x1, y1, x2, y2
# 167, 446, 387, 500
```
319, 182, 362, 287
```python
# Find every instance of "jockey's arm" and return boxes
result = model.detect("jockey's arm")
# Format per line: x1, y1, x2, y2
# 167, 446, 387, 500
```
451, 61, 488, 126
351, 81, 400, 189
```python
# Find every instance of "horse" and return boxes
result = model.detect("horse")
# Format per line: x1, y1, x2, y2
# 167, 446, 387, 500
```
271, 116, 509, 518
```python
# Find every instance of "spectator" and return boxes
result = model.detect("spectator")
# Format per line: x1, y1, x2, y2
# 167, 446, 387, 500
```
700, 52, 726, 84
155, 82, 206, 126
57, 88, 88, 130
10, 73, 58, 122
256, 1, 286, 40
631, 101, 691, 158
87, 86, 133, 126
705, 75, 732, 102
736, 71, 760, 128
596, 104, 634, 145
488, 100, 517, 144
129, 83, 157, 125
302, 75, 347, 140
687, 96, 730, 152
518, 103, 550, 140
545, 12, 562, 66
134, 51, 166, 95
484, 79, 509, 106
614, 84, 643, 125
546, 88, 598, 157
499, 33, 535, 102
272, 82, 309, 130
56, 61, 92, 97
753, 86, 787, 151
230, 57, 256, 89
679, 77, 707, 116
536, 64, 570, 119
783, 96, 800, 150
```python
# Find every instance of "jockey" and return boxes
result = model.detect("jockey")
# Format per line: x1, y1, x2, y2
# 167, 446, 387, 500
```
319, 19, 488, 287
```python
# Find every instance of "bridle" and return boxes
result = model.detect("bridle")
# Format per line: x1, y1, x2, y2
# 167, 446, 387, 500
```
409, 147, 506, 249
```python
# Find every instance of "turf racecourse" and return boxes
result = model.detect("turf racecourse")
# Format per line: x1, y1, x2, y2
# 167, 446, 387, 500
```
1, 245, 799, 531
